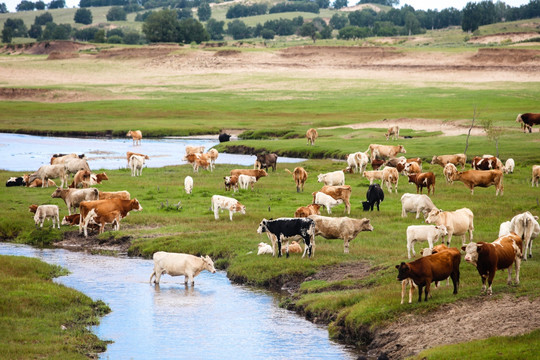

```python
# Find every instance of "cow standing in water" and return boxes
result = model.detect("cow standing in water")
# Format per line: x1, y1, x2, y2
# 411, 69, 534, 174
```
127, 130, 142, 146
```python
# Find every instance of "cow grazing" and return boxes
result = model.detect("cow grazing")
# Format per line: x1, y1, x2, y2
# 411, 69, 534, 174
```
79, 198, 143, 237
83, 208, 121, 235
443, 163, 457, 184
385, 156, 406, 168
510, 211, 540, 260
6, 176, 25, 187
99, 190, 130, 200
400, 193, 437, 219
127, 130, 142, 145
385, 125, 399, 141
453, 169, 504, 196
317, 170, 345, 186
257, 217, 315, 258
238, 174, 257, 190
471, 156, 502, 171
185, 145, 205, 156
64, 158, 91, 176
404, 161, 421, 175
395, 249, 460, 302
206, 149, 219, 171
362, 170, 384, 185
149, 252, 216, 286
219, 132, 231, 142
294, 204, 321, 218
503, 158, 515, 174
532, 165, 540, 187
406, 225, 448, 259
33, 205, 60, 229
211, 195, 245, 221
285, 167, 308, 193
224, 175, 239, 192
346, 152, 369, 174
313, 191, 344, 214
431, 154, 466, 169
51, 187, 99, 215
28, 164, 67, 188
69, 170, 91, 188
426, 208, 474, 246
516, 113, 540, 133
371, 159, 385, 170
382, 167, 399, 193
184, 176, 193, 194
462, 233, 522, 295
318, 185, 352, 215
306, 128, 318, 146
230, 169, 268, 181
407, 172, 435, 195
129, 154, 145, 176
367, 144, 406, 161
363, 184, 384, 211
257, 242, 273, 255
89, 172, 109, 186
309, 215, 373, 254
255, 153, 278, 172
281, 241, 302, 255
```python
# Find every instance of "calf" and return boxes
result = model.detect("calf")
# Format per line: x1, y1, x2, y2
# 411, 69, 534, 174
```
406, 225, 448, 259
407, 172, 435, 195
385, 125, 399, 141
503, 158, 515, 174
149, 252, 216, 286
306, 128, 318, 146
281, 240, 302, 255
443, 163, 457, 184
33, 205, 60, 229
362, 170, 384, 185
318, 185, 352, 214
238, 174, 257, 190
257, 218, 315, 258
309, 215, 373, 254
317, 170, 345, 186
83, 208, 121, 234
224, 175, 239, 192
395, 249, 460, 302
257, 242, 273, 255
211, 195, 245, 221
363, 183, 384, 211
313, 191, 343, 214
285, 167, 308, 193
184, 176, 193, 194
294, 204, 321, 218
462, 233, 522, 295
129, 154, 145, 176
426, 208, 474, 246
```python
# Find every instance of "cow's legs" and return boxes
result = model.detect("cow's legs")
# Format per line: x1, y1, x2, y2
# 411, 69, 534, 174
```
514, 257, 521, 285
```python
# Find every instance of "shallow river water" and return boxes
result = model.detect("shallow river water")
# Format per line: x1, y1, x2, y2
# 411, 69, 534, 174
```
0, 243, 358, 360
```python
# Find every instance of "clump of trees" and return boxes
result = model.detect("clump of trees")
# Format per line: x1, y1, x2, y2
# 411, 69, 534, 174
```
142, 9, 209, 43
226, 3, 267, 19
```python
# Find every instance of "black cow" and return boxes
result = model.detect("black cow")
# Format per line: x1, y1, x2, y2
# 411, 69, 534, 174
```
219, 133, 231, 142
363, 184, 384, 211
256, 217, 315, 258
256, 153, 278, 172
6, 176, 25, 187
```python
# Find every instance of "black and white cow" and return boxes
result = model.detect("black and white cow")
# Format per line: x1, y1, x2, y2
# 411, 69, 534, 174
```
256, 217, 315, 258
6, 176, 25, 187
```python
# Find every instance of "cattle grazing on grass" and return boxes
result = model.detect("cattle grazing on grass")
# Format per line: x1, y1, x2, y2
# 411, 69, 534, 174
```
230, 169, 268, 181
395, 248, 460, 302
363, 183, 384, 211
516, 113, 540, 133
367, 144, 406, 161
532, 165, 540, 187
425, 208, 474, 246
127, 130, 142, 145
382, 167, 399, 193
33, 205, 60, 229
285, 167, 308, 193
149, 252, 216, 286
99, 190, 130, 200
503, 158, 515, 174
400, 193, 437, 220
406, 225, 448, 259
184, 176, 193, 194
509, 211, 540, 260
309, 215, 373, 254
431, 154, 466, 169
129, 154, 145, 176
385, 125, 399, 140
211, 195, 245, 221
255, 153, 278, 172
443, 163, 457, 184
317, 170, 345, 186
6, 176, 25, 187
407, 172, 435, 195
257, 218, 315, 258
317, 185, 352, 215
462, 233, 522, 295
306, 128, 318, 146
79, 198, 142, 237
224, 175, 239, 192
312, 191, 344, 214
453, 169, 504, 196
28, 164, 67, 188
294, 204, 321, 218
51, 187, 99, 215
238, 174, 257, 190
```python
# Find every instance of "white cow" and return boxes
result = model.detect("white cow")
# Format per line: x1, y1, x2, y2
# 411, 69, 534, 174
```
184, 176, 193, 194
129, 154, 145, 176
211, 195, 246, 221
406, 225, 448, 259
382, 167, 399, 193
503, 158, 515, 174
317, 170, 345, 186
257, 242, 273, 255
33, 205, 60, 229
346, 152, 369, 174
149, 251, 216, 286
443, 163, 457, 184
313, 191, 344, 214
426, 208, 474, 246
510, 211, 540, 260
498, 221, 512, 237
400, 193, 437, 219
238, 174, 257, 190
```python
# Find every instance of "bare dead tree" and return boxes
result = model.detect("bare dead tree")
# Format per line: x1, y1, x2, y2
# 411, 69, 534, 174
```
464, 106, 476, 156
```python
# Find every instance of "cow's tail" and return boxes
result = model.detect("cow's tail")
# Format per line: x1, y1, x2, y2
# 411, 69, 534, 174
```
284, 169, 293, 175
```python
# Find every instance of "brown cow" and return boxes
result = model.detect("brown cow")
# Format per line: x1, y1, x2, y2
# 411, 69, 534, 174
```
453, 169, 504, 196
28, 204, 38, 213
89, 172, 109, 186
516, 113, 540, 133
306, 128, 318, 146
99, 191, 131, 200
371, 159, 385, 170
79, 198, 142, 237
431, 154, 466, 170
285, 167, 308, 192
23, 174, 56, 188
462, 233, 522, 295
69, 170, 91, 188
318, 185, 352, 214
126, 130, 142, 146
294, 204, 321, 218
368, 144, 406, 161
407, 172, 436, 195
395, 249, 460, 302
230, 169, 268, 181
255, 153, 278, 172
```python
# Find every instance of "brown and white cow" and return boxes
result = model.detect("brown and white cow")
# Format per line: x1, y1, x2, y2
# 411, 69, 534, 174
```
126, 152, 149, 167
306, 128, 318, 146
385, 126, 399, 141
431, 154, 466, 170
127, 130, 142, 146
230, 169, 268, 181
425, 208, 474, 246
317, 185, 352, 215
453, 169, 504, 196
224, 175, 239, 192
371, 159, 385, 170
407, 172, 435, 195
516, 113, 540, 133
69, 170, 91, 188
471, 156, 502, 171
462, 233, 522, 295
211, 195, 246, 221
99, 190, 131, 200
382, 167, 399, 193
285, 167, 308, 193
79, 198, 143, 237
367, 144, 406, 161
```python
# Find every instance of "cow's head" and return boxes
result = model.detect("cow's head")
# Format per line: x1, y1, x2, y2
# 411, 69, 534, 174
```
425, 209, 441, 224
362, 201, 370, 211
51, 187, 63, 198
201, 255, 216, 274
317, 174, 325, 183
28, 204, 38, 213
430, 155, 438, 165
407, 174, 417, 184
399, 145, 406, 153
257, 219, 268, 234
395, 262, 411, 281
360, 218, 373, 231
236, 203, 246, 215
435, 225, 448, 237
130, 199, 143, 212
461, 242, 481, 266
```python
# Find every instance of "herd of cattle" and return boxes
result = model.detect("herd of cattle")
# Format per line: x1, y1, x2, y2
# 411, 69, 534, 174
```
5, 121, 540, 300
